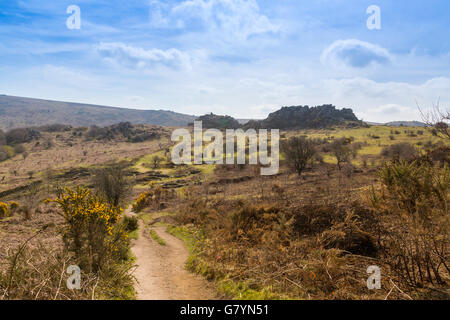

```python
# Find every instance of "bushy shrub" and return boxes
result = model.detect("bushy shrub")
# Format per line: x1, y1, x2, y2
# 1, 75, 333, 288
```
369, 161, 449, 287
0, 145, 15, 160
13, 144, 25, 154
380, 143, 417, 162
0, 130, 5, 146
320, 212, 377, 257
0, 148, 8, 162
122, 215, 138, 232
0, 202, 10, 218
426, 146, 450, 166
54, 186, 128, 272
9, 201, 19, 211
37, 124, 72, 132
132, 186, 173, 212
378, 161, 447, 216
92, 162, 131, 207
5, 128, 40, 145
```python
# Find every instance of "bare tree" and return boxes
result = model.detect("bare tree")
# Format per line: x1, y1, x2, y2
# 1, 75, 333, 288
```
92, 162, 131, 207
418, 101, 450, 139
330, 138, 352, 170
281, 136, 316, 176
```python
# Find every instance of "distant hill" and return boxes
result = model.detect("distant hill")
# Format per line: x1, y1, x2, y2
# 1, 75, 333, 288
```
385, 121, 427, 127
0, 95, 196, 130
244, 105, 362, 129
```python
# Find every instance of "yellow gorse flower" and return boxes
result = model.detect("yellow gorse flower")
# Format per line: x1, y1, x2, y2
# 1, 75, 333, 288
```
0, 202, 10, 218
53, 186, 124, 237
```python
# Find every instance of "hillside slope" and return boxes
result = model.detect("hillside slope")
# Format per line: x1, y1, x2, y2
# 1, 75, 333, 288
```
0, 95, 196, 130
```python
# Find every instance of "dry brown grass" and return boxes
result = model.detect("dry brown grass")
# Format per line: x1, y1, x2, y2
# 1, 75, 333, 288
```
167, 158, 448, 300
0, 126, 169, 195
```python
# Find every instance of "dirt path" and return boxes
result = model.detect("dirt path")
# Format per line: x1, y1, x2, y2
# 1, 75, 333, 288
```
127, 209, 217, 300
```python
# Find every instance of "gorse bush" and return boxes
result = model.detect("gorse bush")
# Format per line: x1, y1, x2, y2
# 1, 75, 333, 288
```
132, 186, 174, 212
0, 202, 10, 219
9, 201, 19, 211
378, 161, 448, 218
369, 161, 449, 288
132, 192, 149, 213
54, 186, 128, 272
1, 187, 135, 300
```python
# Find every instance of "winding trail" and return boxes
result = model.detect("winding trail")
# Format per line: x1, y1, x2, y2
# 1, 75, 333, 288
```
127, 209, 217, 300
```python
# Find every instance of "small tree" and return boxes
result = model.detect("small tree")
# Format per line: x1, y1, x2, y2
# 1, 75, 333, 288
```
281, 136, 316, 176
330, 138, 352, 170
151, 155, 162, 169
21, 184, 40, 220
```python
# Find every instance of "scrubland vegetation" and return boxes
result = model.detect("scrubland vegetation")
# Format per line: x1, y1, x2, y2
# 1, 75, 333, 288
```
0, 117, 448, 300
135, 122, 448, 300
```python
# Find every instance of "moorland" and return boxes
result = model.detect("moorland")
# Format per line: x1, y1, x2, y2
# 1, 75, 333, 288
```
0, 103, 448, 300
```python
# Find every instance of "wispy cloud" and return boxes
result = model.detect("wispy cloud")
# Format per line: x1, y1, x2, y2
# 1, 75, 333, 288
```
150, 0, 279, 40
95, 42, 193, 70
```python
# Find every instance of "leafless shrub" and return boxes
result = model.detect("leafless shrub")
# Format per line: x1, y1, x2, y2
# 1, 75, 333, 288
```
419, 102, 450, 139
92, 162, 132, 207
380, 143, 417, 162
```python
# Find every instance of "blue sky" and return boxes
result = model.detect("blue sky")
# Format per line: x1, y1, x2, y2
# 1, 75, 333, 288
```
0, 0, 449, 122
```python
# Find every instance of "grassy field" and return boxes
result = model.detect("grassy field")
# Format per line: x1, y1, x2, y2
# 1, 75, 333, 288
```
291, 126, 442, 165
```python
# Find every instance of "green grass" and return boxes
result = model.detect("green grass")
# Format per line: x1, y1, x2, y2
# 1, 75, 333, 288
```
284, 125, 445, 166
133, 151, 167, 173
139, 210, 175, 224
149, 228, 166, 246
128, 229, 139, 240
217, 280, 287, 300
166, 225, 197, 253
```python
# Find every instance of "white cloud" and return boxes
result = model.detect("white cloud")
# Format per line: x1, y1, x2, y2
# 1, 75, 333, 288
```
321, 39, 392, 69
151, 0, 279, 40
95, 42, 193, 70
320, 77, 450, 122
208, 76, 450, 121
